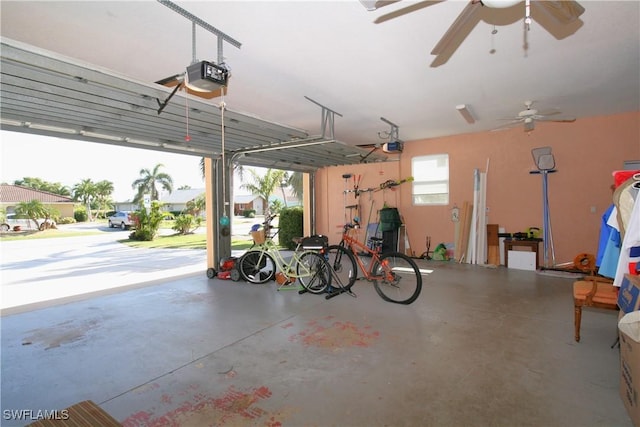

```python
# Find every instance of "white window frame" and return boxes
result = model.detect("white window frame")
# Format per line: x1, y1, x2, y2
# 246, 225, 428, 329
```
411, 154, 449, 205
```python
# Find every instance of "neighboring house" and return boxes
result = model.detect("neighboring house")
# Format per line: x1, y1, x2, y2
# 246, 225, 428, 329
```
113, 189, 268, 217
112, 200, 139, 212
114, 189, 206, 214
161, 188, 205, 215
0, 184, 75, 219
269, 187, 301, 208
234, 194, 266, 216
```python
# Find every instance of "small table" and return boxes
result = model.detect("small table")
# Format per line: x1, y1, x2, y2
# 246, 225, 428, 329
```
504, 239, 542, 270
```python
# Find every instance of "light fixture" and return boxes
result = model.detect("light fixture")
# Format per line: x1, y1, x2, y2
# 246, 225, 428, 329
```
524, 117, 535, 133
456, 104, 476, 124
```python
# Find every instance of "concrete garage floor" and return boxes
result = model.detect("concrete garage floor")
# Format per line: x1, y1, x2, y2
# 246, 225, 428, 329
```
0, 262, 632, 427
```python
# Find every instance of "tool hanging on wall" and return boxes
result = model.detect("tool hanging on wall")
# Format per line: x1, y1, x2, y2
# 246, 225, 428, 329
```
342, 173, 352, 224
342, 173, 361, 224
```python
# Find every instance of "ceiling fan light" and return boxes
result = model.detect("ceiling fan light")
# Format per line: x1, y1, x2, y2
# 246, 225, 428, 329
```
481, 0, 521, 8
456, 104, 476, 124
524, 119, 535, 132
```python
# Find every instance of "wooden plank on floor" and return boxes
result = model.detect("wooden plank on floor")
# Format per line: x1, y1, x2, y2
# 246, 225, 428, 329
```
26, 400, 121, 427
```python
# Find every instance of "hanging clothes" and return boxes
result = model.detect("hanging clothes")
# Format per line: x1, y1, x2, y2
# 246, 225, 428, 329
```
598, 205, 622, 278
596, 203, 616, 267
614, 184, 640, 286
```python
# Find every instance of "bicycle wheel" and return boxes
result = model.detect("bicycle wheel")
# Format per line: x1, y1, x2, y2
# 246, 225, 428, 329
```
372, 252, 422, 304
296, 251, 332, 294
238, 251, 276, 284
326, 244, 358, 292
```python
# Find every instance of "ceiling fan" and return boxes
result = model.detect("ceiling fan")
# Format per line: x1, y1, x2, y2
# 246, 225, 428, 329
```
494, 100, 576, 132
360, 0, 585, 66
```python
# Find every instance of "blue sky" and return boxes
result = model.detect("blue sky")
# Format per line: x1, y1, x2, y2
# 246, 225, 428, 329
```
0, 131, 250, 201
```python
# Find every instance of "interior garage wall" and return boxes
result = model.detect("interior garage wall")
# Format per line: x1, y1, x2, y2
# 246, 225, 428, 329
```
315, 111, 639, 265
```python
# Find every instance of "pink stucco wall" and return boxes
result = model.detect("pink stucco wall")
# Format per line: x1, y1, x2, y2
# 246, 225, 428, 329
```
315, 112, 640, 265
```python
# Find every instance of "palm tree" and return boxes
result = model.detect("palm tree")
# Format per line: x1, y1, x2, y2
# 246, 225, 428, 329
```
288, 172, 303, 200
94, 180, 114, 217
15, 200, 48, 229
132, 163, 173, 204
199, 157, 245, 183
73, 178, 97, 220
240, 168, 287, 217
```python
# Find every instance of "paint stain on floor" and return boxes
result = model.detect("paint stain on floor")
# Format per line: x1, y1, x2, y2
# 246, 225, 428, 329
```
122, 385, 291, 427
289, 317, 380, 349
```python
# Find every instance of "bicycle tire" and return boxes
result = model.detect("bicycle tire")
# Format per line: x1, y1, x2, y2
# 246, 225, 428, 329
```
238, 251, 276, 284
326, 244, 358, 292
296, 251, 332, 294
372, 252, 422, 304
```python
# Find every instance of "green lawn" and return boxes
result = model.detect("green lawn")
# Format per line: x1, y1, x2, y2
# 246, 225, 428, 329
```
122, 233, 255, 251
0, 226, 256, 251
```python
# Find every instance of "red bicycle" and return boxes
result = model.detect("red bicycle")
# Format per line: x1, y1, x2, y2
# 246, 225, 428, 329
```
325, 219, 422, 305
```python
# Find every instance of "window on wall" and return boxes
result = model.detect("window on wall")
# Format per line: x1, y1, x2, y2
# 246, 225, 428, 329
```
412, 154, 449, 205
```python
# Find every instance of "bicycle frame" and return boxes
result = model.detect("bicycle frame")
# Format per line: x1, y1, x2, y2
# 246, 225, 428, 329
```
241, 215, 330, 289
325, 222, 423, 304
338, 225, 390, 281
251, 238, 311, 279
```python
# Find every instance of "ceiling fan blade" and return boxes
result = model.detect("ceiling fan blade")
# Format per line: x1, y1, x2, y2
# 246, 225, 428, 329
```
532, 0, 585, 25
431, 1, 482, 56
535, 109, 562, 116
374, 1, 444, 24
537, 115, 576, 122
497, 116, 524, 122
358, 0, 399, 12
491, 120, 521, 131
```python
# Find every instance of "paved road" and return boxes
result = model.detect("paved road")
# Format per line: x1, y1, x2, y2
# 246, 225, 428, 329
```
0, 220, 261, 315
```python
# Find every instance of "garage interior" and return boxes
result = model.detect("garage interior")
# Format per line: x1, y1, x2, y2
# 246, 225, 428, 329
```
1, 1, 639, 426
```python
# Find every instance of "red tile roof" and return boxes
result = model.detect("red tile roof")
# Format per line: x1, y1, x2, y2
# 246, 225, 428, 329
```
0, 184, 74, 203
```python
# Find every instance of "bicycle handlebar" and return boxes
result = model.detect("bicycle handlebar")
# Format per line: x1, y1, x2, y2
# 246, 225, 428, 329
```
262, 213, 277, 226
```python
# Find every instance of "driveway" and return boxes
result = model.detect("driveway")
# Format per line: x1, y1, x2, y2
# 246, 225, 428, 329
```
0, 219, 261, 315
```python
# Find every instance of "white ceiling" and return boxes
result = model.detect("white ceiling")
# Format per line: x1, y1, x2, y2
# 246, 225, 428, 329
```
1, 0, 638, 147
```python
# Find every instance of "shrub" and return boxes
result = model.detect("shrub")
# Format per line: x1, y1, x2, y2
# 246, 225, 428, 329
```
57, 217, 77, 225
243, 209, 256, 218
128, 202, 164, 241
172, 214, 202, 235
278, 207, 303, 250
74, 207, 88, 222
